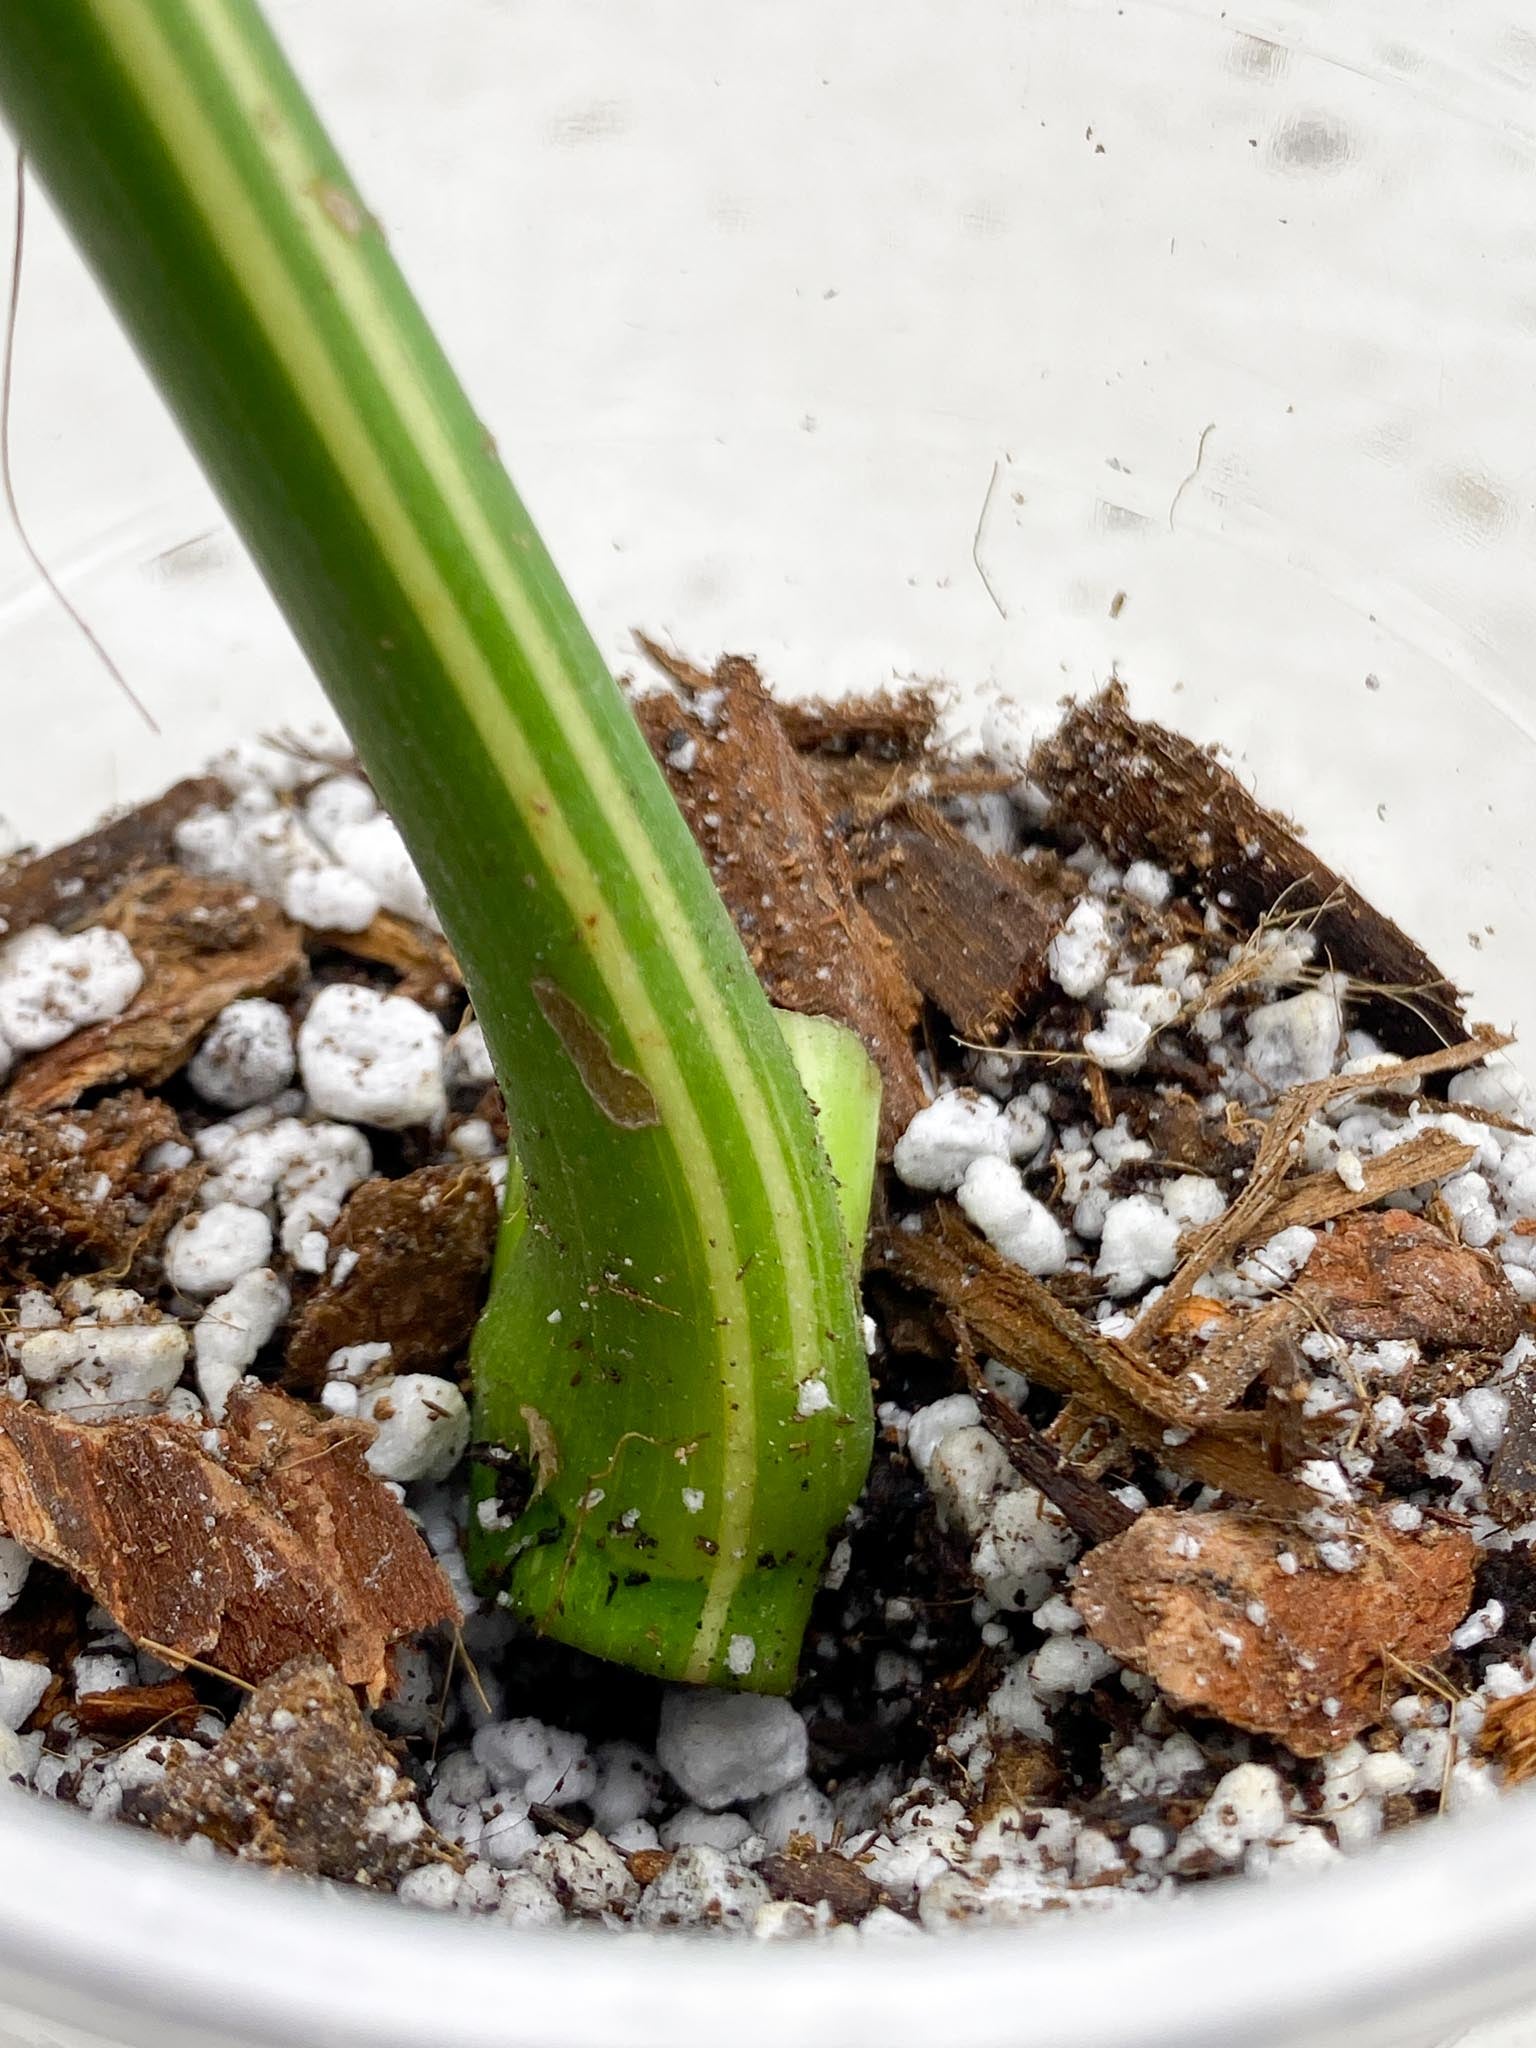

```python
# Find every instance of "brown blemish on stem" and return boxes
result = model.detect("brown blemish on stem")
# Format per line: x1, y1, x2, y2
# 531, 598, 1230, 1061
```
532, 977, 660, 1128
306, 177, 368, 237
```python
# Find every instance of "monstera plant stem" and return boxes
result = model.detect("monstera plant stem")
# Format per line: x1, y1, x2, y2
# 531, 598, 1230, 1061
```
0, 0, 876, 1690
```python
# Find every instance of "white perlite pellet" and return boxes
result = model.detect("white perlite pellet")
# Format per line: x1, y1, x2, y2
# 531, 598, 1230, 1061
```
164, 1202, 274, 1297
449, 1019, 496, 1089
189, 999, 295, 1110
1095, 1195, 1181, 1297
196, 1116, 372, 1265
634, 1846, 771, 1931
304, 774, 378, 845
1122, 861, 1172, 909
0, 1542, 30, 1621
893, 1091, 1014, 1193
0, 925, 142, 1051
39, 1322, 188, 1421
361, 1375, 471, 1484
471, 1719, 595, 1808
1083, 1009, 1154, 1073
655, 1690, 808, 1810
193, 1267, 290, 1418
956, 1157, 1069, 1276
281, 863, 381, 934
1245, 983, 1345, 1094
905, 1396, 982, 1477
298, 984, 447, 1129
329, 815, 439, 929
1047, 898, 1112, 999
0, 1657, 50, 1732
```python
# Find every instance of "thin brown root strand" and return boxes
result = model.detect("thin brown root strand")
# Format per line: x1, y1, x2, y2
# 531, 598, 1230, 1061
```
133, 1638, 255, 1693
428, 1630, 458, 1762
452, 1623, 492, 1718
92, 1707, 200, 1760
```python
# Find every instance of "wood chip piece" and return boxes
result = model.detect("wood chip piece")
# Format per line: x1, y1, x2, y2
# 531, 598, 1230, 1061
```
1158, 1297, 1312, 1426
774, 689, 940, 757
758, 1841, 887, 1923
874, 1204, 1311, 1509
1132, 1030, 1505, 1354
0, 1386, 455, 1697
633, 644, 924, 1150
308, 910, 461, 1012
626, 1848, 674, 1888
0, 777, 225, 942
1478, 1692, 1536, 1785
1298, 1209, 1521, 1353
7, 867, 303, 1113
852, 801, 1065, 1041
0, 1090, 199, 1281
1073, 1506, 1476, 1755
1488, 1372, 1536, 1523
970, 1737, 1064, 1824
1030, 684, 1465, 1053
74, 1678, 201, 1740
285, 1163, 498, 1389
1255, 1130, 1477, 1238
126, 1656, 447, 1883
961, 1364, 1135, 1544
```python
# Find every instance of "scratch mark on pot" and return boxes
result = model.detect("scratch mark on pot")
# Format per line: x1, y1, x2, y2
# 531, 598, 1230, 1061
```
532, 978, 660, 1127
1169, 422, 1217, 533
972, 459, 1009, 619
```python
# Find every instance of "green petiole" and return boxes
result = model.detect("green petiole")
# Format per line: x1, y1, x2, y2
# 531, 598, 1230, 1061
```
0, 0, 876, 1689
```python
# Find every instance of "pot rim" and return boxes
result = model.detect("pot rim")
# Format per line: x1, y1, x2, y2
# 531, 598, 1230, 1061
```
0, 1774, 1530, 2048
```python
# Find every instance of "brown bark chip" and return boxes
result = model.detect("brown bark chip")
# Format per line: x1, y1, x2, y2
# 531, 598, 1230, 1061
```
970, 1738, 1065, 1824
1487, 1370, 1536, 1523
632, 643, 924, 1150
0, 1090, 199, 1281
852, 801, 1065, 1042
307, 910, 461, 1012
7, 867, 303, 1113
1298, 1209, 1522, 1353
127, 1656, 445, 1885
285, 1163, 498, 1388
759, 1842, 887, 1923
1072, 1507, 1477, 1755
962, 1364, 1135, 1545
1478, 1692, 1536, 1785
1256, 1130, 1477, 1239
74, 1679, 201, 1741
774, 689, 940, 758
0, 1388, 454, 1696
874, 1205, 1311, 1510
0, 778, 225, 942
1029, 684, 1465, 1054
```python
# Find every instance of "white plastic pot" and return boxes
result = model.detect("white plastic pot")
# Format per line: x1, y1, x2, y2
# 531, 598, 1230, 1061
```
4, 1, 1536, 2042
